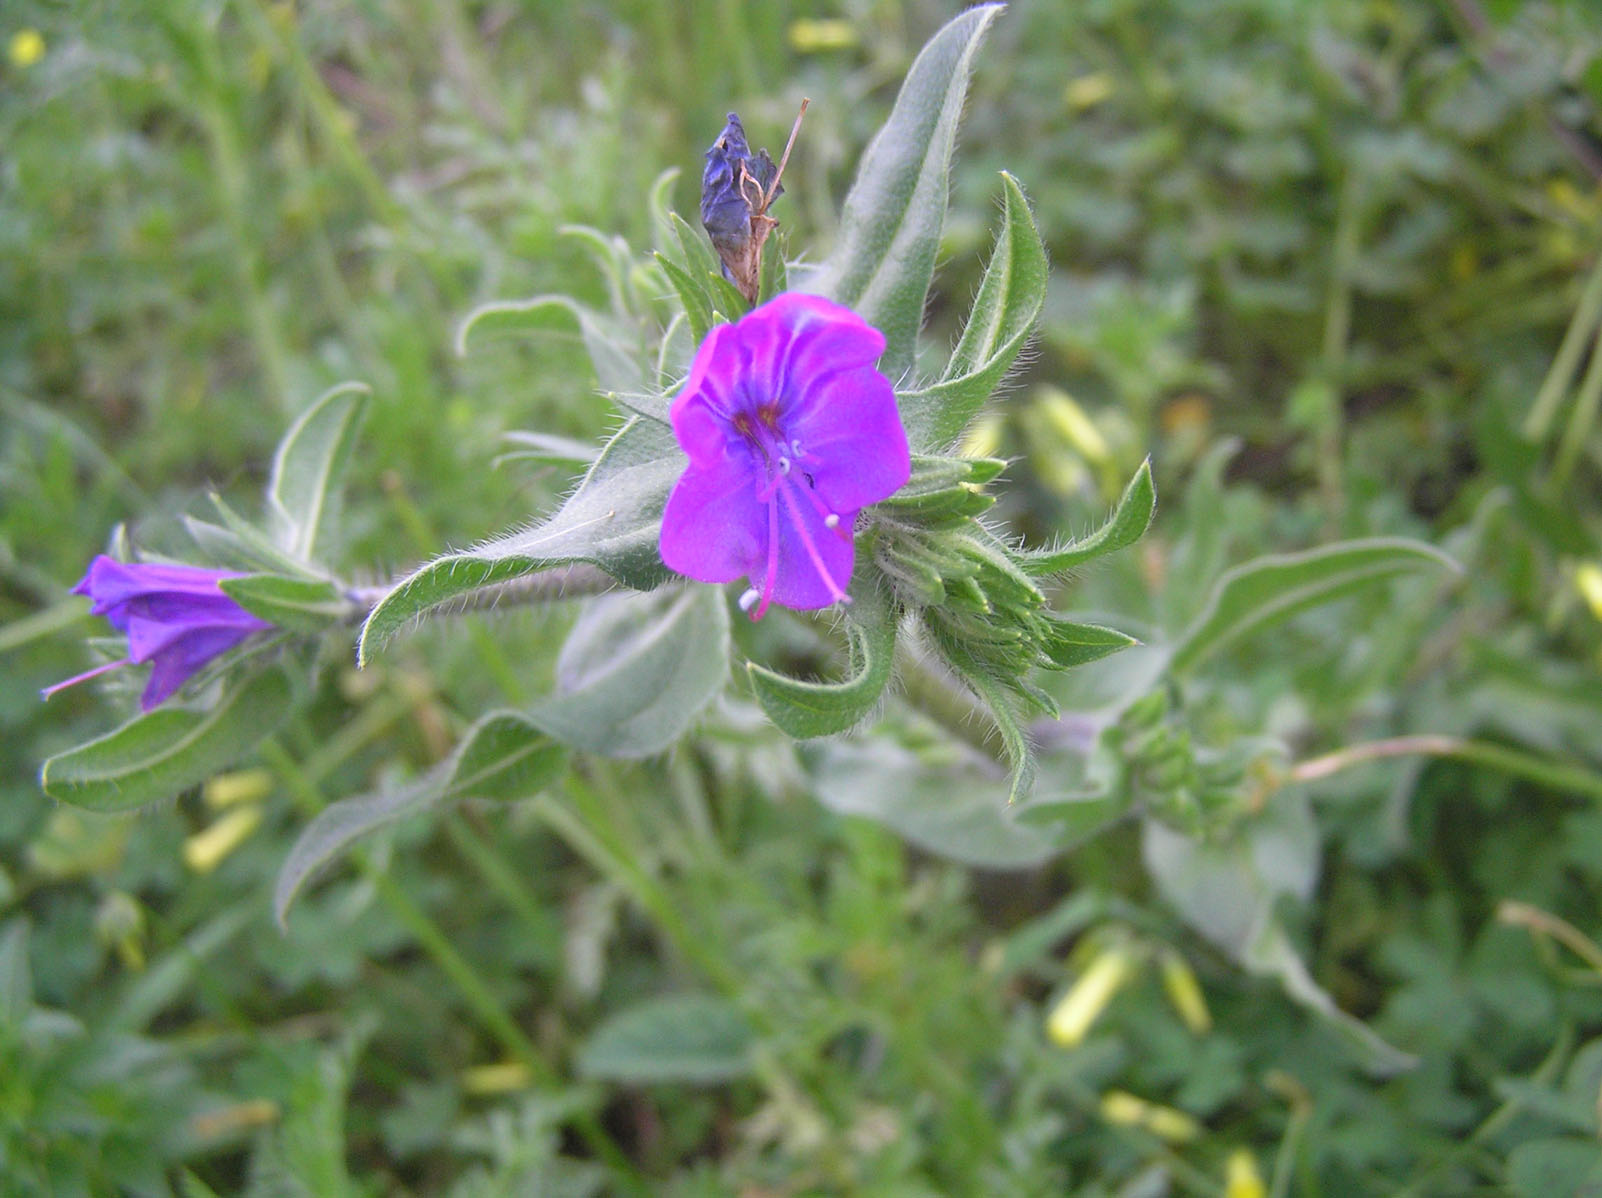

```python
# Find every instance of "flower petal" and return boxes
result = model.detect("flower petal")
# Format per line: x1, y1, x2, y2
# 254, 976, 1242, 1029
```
791, 365, 911, 513
659, 456, 765, 585
138, 626, 257, 710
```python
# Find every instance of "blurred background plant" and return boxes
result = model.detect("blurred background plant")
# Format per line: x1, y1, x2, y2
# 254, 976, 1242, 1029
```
4, 0, 1602, 1193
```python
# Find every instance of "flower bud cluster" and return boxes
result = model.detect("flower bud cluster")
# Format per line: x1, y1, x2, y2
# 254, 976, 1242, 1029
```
871, 456, 1085, 719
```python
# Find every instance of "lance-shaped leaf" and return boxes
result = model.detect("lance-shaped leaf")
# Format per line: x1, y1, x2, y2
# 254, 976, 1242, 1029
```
267, 381, 371, 563
41, 668, 293, 813
456, 295, 652, 414
807, 4, 1003, 378
898, 172, 1047, 449
576, 994, 755, 1084
358, 418, 680, 663
1019, 459, 1156, 577
219, 574, 351, 633
807, 738, 1059, 869
274, 712, 568, 923
185, 493, 314, 577
528, 586, 729, 757
1143, 814, 1417, 1077
748, 586, 896, 738
1169, 537, 1460, 676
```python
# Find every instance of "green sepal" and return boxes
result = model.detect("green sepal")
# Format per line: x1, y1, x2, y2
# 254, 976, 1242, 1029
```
219, 574, 352, 633
655, 252, 714, 345
1038, 619, 1139, 669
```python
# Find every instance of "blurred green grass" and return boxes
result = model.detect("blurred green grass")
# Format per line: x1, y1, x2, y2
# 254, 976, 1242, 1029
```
5, 0, 1602, 1193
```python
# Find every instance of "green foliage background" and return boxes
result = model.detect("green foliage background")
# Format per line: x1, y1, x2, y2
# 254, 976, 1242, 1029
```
4, 0, 1602, 1193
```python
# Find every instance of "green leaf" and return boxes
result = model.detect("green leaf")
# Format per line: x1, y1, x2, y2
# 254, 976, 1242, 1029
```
1169, 537, 1460, 675
274, 712, 568, 923
0, 919, 32, 1029
808, 4, 1004, 377
456, 294, 651, 411
576, 994, 755, 1084
748, 587, 896, 738
41, 668, 294, 813
1143, 812, 1417, 1077
529, 586, 729, 757
807, 739, 1059, 869
219, 574, 350, 632
266, 381, 371, 563
358, 418, 680, 662
897, 173, 1047, 449
1508, 1139, 1602, 1198
1019, 459, 1156, 576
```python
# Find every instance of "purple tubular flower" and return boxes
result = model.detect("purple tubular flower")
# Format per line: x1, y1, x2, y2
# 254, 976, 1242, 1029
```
43, 555, 272, 711
659, 293, 911, 619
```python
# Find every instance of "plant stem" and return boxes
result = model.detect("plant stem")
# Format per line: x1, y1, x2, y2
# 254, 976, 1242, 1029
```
1287, 734, 1602, 803
1524, 252, 1602, 441
1551, 311, 1602, 488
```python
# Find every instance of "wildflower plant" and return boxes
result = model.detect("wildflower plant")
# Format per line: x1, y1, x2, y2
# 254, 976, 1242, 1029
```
38, 4, 1457, 1071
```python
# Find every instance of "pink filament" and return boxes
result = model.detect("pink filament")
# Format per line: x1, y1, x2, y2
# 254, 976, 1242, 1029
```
778, 478, 850, 606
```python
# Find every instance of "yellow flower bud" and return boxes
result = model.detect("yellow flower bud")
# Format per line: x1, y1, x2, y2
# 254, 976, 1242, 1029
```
462, 1061, 532, 1095
1159, 950, 1212, 1034
1047, 948, 1132, 1046
183, 806, 263, 873
1098, 1090, 1201, 1143
1225, 1148, 1267, 1198
787, 19, 858, 54
203, 767, 274, 809
9, 29, 45, 69
1576, 563, 1602, 625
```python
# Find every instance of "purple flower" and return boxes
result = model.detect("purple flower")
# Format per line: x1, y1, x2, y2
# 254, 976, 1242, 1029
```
43, 556, 272, 711
659, 293, 910, 619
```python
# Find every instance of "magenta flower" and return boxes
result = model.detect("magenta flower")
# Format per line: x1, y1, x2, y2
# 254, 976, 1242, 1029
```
659, 293, 910, 619
43, 556, 272, 711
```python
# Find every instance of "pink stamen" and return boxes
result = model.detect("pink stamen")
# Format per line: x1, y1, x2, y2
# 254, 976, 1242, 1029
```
753, 492, 781, 620
792, 478, 852, 542
778, 478, 850, 606
40, 657, 129, 701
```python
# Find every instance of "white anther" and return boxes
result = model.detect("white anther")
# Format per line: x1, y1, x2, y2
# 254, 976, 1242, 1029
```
824, 513, 840, 529
738, 587, 761, 613
777, 456, 791, 474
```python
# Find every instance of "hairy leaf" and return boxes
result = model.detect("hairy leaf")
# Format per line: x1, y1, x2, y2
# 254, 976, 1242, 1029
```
274, 712, 568, 923
748, 587, 896, 738
530, 586, 729, 757
898, 172, 1047, 449
267, 381, 370, 563
358, 418, 680, 662
807, 4, 1003, 377
1170, 537, 1459, 675
42, 668, 293, 813
1019, 460, 1156, 577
